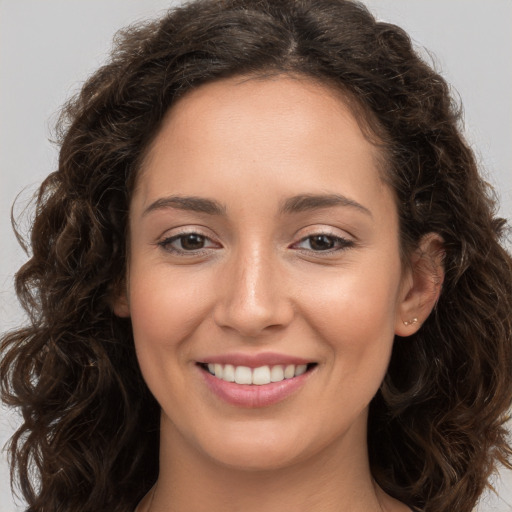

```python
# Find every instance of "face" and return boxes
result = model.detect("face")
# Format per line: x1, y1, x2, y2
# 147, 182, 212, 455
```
117, 75, 415, 472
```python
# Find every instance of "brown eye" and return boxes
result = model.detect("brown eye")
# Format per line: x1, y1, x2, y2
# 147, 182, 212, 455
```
293, 233, 354, 253
308, 235, 336, 251
180, 234, 206, 250
158, 232, 218, 254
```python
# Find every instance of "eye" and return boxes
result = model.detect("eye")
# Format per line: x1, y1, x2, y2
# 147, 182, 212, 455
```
293, 234, 353, 252
158, 232, 219, 254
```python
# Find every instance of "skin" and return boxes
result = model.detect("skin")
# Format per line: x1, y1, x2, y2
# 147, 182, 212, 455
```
116, 75, 442, 512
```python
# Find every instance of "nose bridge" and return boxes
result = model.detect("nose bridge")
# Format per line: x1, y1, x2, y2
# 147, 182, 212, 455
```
239, 244, 273, 310
214, 240, 291, 336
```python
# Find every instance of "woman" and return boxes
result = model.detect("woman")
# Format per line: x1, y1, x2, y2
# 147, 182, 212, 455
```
1, 1, 511, 511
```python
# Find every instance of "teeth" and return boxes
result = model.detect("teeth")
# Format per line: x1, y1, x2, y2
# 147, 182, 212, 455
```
284, 364, 295, 379
295, 364, 307, 376
223, 364, 235, 382
234, 366, 252, 385
270, 365, 284, 382
253, 366, 271, 385
205, 363, 311, 385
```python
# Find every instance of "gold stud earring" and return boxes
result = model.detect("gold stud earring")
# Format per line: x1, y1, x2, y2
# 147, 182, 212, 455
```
403, 317, 418, 326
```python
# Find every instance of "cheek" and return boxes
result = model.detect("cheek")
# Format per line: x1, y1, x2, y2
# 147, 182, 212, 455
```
127, 267, 214, 361
301, 273, 400, 422
126, 268, 217, 411
298, 258, 402, 371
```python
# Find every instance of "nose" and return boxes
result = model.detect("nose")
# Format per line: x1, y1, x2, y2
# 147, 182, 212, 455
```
213, 245, 294, 338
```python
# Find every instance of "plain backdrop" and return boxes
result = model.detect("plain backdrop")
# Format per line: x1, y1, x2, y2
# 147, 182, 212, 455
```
1, 1, 511, 510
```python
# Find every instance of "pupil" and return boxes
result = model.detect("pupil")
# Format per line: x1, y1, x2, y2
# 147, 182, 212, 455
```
310, 235, 334, 251
181, 234, 205, 250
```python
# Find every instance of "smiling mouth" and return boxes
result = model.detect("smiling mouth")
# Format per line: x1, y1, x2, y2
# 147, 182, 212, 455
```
198, 362, 317, 385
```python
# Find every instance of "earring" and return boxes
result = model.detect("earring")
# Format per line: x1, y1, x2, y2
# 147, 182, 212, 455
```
403, 317, 418, 326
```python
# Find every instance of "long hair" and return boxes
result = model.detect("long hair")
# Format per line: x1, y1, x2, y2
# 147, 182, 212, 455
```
1, 1, 511, 511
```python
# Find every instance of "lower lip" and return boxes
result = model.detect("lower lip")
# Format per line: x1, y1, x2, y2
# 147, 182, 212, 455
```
199, 366, 314, 408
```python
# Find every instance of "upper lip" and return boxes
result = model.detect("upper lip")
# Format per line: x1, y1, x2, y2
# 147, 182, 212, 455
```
198, 352, 314, 368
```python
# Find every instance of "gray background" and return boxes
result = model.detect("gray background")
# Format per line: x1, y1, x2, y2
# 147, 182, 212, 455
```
1, 1, 511, 510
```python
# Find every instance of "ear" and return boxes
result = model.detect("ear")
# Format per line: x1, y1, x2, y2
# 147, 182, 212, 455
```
111, 280, 131, 318
395, 233, 445, 337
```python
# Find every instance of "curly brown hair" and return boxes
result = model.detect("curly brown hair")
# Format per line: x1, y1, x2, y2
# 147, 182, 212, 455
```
1, 1, 511, 511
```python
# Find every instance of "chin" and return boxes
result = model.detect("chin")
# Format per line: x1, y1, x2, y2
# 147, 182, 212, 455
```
198, 429, 309, 472
209, 448, 301, 473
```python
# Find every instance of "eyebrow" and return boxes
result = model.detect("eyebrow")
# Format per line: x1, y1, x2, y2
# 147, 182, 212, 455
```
142, 193, 372, 218
280, 193, 372, 217
142, 195, 226, 217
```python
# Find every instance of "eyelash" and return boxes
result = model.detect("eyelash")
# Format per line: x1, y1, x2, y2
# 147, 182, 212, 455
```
158, 230, 354, 258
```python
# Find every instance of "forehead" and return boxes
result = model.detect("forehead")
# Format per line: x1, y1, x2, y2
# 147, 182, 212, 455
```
134, 75, 393, 218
